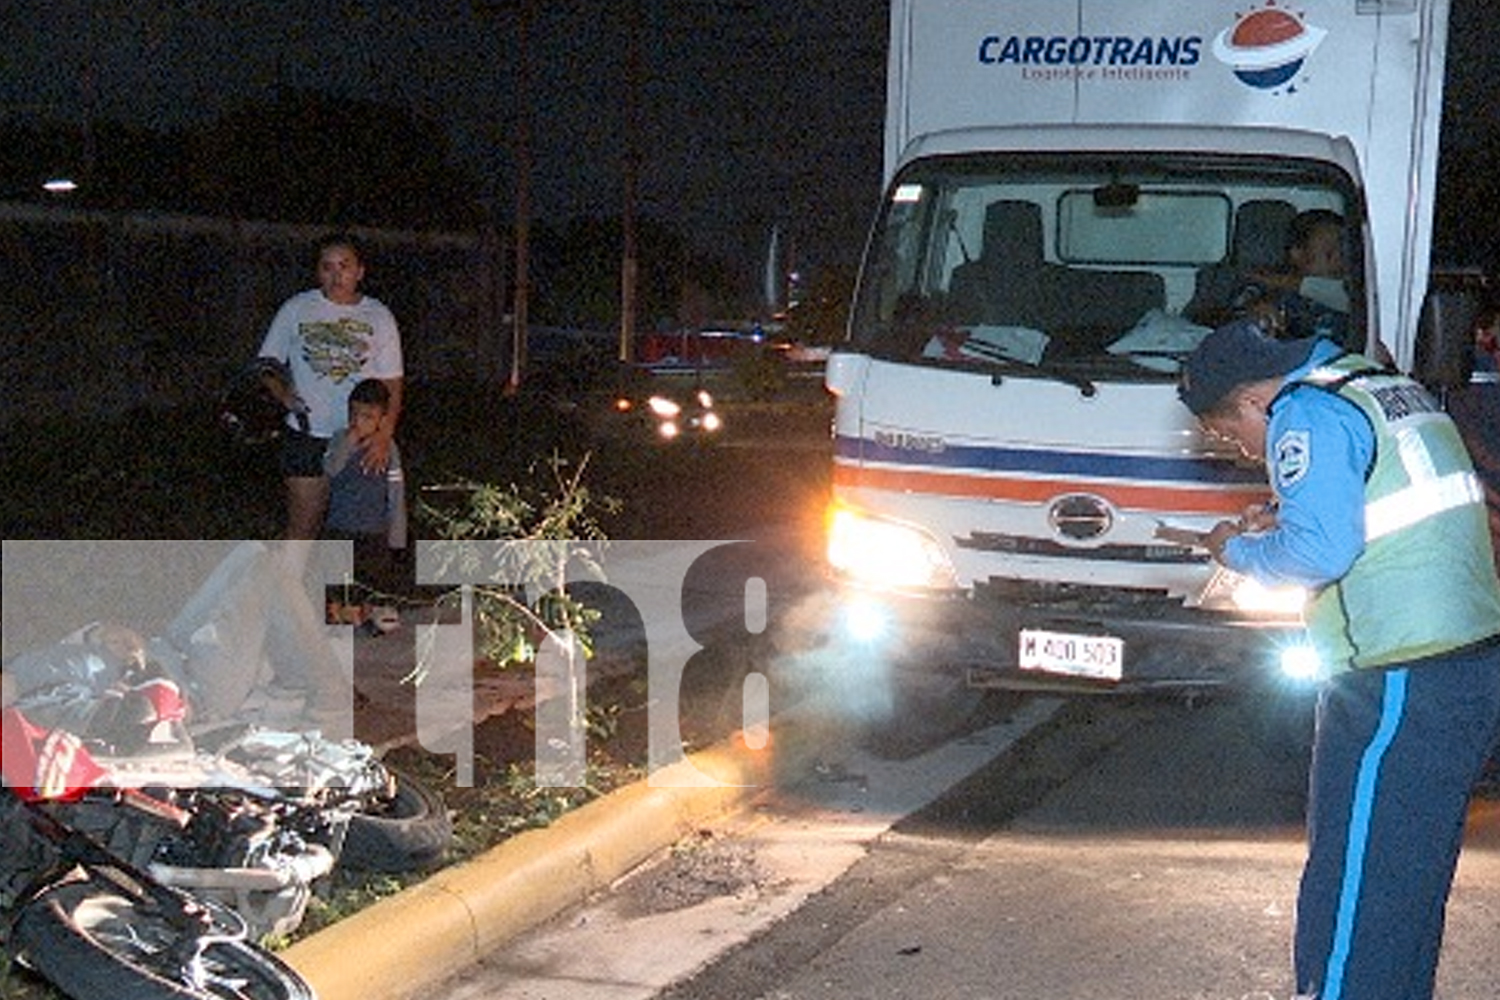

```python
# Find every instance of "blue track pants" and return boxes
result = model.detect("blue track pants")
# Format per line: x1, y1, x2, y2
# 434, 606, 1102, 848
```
1294, 638, 1500, 1000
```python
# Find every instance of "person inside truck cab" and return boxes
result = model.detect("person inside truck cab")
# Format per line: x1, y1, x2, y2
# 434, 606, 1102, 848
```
1234, 208, 1351, 342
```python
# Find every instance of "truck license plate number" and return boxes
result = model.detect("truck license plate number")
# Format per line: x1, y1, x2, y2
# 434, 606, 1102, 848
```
1019, 629, 1124, 682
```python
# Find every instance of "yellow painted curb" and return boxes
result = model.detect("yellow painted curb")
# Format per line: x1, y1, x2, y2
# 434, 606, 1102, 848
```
282, 739, 770, 1000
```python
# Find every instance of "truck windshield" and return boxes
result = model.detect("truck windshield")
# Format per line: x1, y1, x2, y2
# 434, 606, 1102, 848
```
849, 154, 1363, 378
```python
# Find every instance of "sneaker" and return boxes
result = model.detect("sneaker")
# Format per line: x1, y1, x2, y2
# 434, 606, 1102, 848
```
368, 605, 401, 634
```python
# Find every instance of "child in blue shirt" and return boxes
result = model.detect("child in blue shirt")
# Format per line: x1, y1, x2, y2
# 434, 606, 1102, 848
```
324, 379, 407, 608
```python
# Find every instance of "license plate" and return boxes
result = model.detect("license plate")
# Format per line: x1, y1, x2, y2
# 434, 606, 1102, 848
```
1019, 628, 1124, 682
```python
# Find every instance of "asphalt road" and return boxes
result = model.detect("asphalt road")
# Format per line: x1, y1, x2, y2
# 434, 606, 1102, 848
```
413, 417, 1497, 1000
429, 692, 1499, 1000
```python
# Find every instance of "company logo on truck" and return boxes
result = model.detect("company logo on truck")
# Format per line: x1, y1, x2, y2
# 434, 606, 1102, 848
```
873, 429, 947, 454
1211, 1, 1327, 91
977, 33, 1202, 70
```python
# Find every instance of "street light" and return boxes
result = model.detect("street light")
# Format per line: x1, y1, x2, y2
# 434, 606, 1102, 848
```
0, 176, 80, 202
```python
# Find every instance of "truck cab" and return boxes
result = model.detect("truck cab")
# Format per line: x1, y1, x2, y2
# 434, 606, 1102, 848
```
823, 1, 1453, 719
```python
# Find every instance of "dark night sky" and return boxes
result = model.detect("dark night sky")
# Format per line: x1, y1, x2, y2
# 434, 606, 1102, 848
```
2, 0, 1494, 278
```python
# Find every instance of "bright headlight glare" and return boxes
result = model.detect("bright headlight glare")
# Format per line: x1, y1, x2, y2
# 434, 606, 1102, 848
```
827, 504, 956, 591
701, 411, 722, 432
697, 389, 714, 408
648, 395, 680, 417
1231, 576, 1308, 616
839, 596, 891, 644
1279, 643, 1322, 681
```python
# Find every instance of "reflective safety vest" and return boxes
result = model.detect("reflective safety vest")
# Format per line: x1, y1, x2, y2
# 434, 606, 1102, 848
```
1294, 356, 1500, 671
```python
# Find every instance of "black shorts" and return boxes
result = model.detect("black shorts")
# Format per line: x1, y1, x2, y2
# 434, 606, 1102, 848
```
279, 428, 330, 478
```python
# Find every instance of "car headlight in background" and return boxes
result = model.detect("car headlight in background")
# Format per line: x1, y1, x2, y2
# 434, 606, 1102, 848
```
827, 502, 957, 592
647, 395, 681, 418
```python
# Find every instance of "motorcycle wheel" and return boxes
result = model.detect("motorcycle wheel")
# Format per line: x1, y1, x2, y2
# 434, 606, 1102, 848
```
339, 765, 452, 872
11, 871, 314, 1000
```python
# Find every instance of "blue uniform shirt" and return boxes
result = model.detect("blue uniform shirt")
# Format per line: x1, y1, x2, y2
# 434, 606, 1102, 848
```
1221, 339, 1375, 589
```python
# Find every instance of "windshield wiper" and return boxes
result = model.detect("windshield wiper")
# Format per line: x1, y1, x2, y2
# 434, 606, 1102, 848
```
946, 335, 1096, 396
978, 354, 1098, 397
996, 366, 1098, 397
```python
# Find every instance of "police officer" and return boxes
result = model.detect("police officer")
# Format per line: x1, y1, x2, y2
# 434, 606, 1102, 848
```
1178, 319, 1500, 1000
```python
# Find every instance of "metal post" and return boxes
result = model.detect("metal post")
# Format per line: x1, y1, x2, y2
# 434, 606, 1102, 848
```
509, 0, 534, 393
619, 0, 641, 363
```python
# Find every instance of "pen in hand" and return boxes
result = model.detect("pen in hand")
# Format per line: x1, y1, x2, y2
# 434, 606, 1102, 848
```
1153, 500, 1278, 558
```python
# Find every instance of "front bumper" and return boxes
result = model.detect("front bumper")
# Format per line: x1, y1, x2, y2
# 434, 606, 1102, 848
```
832, 576, 1310, 694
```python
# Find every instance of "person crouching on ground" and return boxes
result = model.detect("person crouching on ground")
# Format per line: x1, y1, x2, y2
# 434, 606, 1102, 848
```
1177, 319, 1500, 1000
324, 378, 408, 609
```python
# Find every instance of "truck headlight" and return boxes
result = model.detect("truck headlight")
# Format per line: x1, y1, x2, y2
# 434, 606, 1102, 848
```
827, 502, 957, 592
1278, 642, 1322, 681
1203, 567, 1307, 617
1230, 575, 1307, 616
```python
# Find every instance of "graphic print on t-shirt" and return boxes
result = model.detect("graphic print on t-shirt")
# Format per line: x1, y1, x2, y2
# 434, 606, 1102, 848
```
301, 317, 373, 383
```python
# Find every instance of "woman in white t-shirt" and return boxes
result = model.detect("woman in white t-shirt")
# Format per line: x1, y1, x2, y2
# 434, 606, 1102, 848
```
258, 233, 404, 541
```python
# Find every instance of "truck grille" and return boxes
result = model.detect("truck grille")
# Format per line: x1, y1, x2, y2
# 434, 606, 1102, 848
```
975, 575, 1187, 612
956, 530, 1207, 565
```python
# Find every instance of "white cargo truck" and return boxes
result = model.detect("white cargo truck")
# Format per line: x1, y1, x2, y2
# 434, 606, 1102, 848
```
824, 0, 1474, 725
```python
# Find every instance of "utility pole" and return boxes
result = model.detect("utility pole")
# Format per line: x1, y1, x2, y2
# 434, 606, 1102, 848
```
476, 0, 536, 392
510, 0, 534, 392
618, 0, 641, 362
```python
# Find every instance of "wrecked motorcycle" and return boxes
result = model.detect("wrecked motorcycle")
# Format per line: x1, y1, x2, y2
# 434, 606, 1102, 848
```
1, 726, 315, 1000
4, 702, 450, 942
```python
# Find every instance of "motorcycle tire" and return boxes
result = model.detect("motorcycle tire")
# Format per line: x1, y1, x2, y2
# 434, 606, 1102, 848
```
339, 765, 452, 872
11, 870, 314, 1000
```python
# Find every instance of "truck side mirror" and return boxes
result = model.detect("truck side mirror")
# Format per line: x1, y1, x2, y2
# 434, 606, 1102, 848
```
1411, 288, 1477, 391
